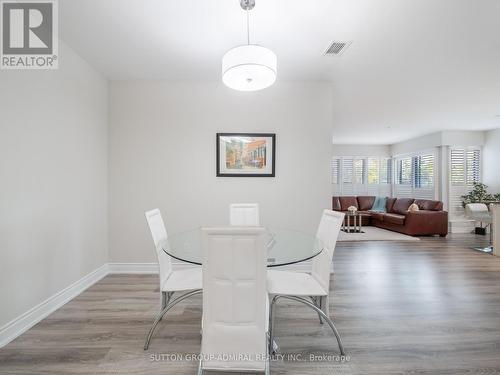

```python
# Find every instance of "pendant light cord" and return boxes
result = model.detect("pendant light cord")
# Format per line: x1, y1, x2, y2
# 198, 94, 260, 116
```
246, 9, 250, 45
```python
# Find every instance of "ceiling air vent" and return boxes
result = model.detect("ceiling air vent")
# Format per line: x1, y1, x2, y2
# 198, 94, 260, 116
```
324, 41, 351, 56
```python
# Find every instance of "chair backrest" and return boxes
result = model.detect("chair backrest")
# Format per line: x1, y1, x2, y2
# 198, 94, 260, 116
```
311, 209, 345, 293
201, 226, 267, 372
465, 203, 489, 215
145, 209, 172, 286
229, 203, 260, 226
465, 203, 492, 223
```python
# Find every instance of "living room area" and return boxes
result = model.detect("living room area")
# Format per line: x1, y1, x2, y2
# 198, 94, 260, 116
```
331, 130, 500, 246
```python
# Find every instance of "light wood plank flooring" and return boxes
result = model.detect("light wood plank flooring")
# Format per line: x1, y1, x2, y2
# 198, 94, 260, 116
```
1, 234, 500, 374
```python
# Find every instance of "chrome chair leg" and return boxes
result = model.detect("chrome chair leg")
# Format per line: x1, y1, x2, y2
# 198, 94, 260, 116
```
265, 333, 271, 375
269, 295, 345, 356
161, 291, 173, 310
268, 295, 278, 355
144, 289, 202, 350
197, 358, 203, 375
317, 296, 324, 325
159, 291, 172, 321
310, 296, 324, 324
161, 291, 167, 310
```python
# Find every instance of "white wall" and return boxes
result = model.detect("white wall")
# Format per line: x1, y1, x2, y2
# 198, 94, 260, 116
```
0, 43, 108, 328
332, 144, 390, 157
441, 130, 486, 147
483, 128, 500, 193
109, 81, 333, 263
390, 132, 442, 156
390, 130, 486, 156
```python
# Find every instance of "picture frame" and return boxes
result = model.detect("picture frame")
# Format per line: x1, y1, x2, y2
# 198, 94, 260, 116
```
216, 133, 276, 177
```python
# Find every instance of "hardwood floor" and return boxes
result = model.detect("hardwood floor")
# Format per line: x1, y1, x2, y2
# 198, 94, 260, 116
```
1, 234, 500, 374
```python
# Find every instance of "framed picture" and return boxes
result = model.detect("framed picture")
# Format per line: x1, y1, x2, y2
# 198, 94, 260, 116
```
216, 133, 276, 177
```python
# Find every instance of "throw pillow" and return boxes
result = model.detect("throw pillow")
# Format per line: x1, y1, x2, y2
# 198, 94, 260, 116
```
371, 196, 387, 212
408, 203, 420, 212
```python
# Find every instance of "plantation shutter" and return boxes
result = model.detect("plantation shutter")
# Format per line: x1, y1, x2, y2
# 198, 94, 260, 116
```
394, 157, 413, 198
331, 158, 341, 194
379, 158, 392, 196
412, 154, 435, 199
353, 158, 366, 195
332, 156, 393, 197
342, 157, 354, 195
368, 158, 379, 184
367, 158, 381, 195
450, 149, 466, 186
380, 158, 392, 184
331, 158, 340, 184
449, 148, 481, 218
353, 158, 365, 184
466, 149, 481, 185
399, 157, 412, 185
394, 153, 435, 199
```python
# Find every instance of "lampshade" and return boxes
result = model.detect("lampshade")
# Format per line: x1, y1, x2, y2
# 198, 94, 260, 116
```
222, 45, 277, 92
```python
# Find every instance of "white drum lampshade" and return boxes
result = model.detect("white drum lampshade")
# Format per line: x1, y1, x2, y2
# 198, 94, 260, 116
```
222, 45, 277, 92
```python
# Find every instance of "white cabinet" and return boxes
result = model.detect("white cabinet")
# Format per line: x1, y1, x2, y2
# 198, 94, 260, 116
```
492, 203, 500, 256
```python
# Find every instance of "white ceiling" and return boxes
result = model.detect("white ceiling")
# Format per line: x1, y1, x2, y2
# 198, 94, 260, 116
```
60, 0, 500, 144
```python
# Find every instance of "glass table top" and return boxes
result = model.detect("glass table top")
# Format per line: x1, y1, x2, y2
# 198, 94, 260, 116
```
160, 228, 324, 267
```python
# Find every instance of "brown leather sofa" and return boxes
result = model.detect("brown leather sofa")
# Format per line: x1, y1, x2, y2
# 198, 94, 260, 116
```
332, 196, 448, 237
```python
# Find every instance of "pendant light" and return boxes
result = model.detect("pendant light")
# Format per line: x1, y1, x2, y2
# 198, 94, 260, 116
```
222, 0, 277, 91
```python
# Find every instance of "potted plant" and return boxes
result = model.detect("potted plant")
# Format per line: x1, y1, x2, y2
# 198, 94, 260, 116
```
461, 182, 499, 206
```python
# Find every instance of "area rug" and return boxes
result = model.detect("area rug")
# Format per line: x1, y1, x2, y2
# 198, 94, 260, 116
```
338, 226, 420, 242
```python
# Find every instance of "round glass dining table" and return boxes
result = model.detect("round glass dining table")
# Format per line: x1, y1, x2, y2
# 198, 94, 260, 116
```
160, 228, 324, 267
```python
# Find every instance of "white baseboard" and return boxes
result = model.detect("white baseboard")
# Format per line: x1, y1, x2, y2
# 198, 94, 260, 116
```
0, 263, 108, 348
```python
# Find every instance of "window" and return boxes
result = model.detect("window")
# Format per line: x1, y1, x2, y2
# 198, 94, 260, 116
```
466, 149, 481, 185
451, 149, 480, 186
449, 148, 481, 218
331, 158, 340, 184
414, 154, 434, 188
353, 159, 365, 184
451, 149, 466, 185
342, 157, 353, 184
380, 158, 392, 184
394, 152, 436, 199
368, 158, 379, 184
396, 157, 412, 185
332, 156, 392, 196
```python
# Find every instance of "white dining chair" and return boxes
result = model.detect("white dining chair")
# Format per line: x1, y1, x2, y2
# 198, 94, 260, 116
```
466, 203, 492, 227
199, 226, 269, 374
465, 203, 493, 253
229, 203, 260, 226
267, 209, 345, 355
143, 209, 202, 350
